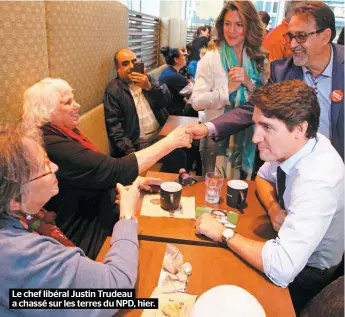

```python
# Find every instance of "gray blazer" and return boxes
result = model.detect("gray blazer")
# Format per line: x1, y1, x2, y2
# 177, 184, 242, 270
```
211, 43, 344, 161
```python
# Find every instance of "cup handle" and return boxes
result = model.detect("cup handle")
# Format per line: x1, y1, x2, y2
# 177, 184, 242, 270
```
170, 194, 174, 210
239, 190, 245, 208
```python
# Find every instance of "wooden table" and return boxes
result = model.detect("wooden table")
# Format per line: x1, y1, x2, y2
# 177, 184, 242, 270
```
97, 171, 295, 317
158, 115, 199, 137
139, 171, 277, 244
97, 170, 277, 253
101, 240, 295, 317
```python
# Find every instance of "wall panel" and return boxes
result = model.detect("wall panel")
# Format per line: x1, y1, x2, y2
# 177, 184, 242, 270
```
0, 2, 49, 123
45, 1, 128, 114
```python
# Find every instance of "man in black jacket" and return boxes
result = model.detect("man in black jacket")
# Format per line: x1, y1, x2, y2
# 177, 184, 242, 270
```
104, 48, 171, 158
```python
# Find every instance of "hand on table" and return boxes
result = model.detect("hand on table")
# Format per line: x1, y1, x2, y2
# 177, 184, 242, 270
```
185, 123, 209, 140
195, 214, 225, 243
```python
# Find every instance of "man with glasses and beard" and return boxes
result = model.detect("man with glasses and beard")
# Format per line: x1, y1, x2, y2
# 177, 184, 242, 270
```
270, 1, 344, 161
186, 1, 344, 163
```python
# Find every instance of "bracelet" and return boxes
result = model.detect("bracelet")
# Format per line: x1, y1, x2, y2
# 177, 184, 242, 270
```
247, 83, 256, 94
120, 215, 138, 223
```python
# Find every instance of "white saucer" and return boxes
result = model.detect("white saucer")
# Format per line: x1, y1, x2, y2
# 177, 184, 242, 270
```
191, 285, 266, 317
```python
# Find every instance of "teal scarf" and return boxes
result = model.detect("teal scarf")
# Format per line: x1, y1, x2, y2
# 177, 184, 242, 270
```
219, 42, 263, 176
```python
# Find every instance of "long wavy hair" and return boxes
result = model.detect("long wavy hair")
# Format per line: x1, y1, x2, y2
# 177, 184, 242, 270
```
215, 1, 267, 70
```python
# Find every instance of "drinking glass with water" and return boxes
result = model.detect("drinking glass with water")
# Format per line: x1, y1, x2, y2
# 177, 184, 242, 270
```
205, 172, 224, 204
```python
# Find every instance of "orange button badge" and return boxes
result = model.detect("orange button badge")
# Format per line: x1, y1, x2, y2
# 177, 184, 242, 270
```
330, 90, 344, 103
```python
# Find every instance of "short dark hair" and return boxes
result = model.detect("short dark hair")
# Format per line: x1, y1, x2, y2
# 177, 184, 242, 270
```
114, 48, 128, 67
249, 80, 320, 139
291, 1, 336, 42
114, 50, 120, 67
258, 11, 270, 26
160, 46, 181, 66
193, 25, 211, 40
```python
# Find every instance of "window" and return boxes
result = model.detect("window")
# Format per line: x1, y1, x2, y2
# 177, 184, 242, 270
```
253, 0, 282, 29
128, 10, 160, 71
323, 0, 345, 43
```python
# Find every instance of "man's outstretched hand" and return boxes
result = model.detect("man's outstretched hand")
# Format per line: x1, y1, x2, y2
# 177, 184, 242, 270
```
185, 124, 209, 140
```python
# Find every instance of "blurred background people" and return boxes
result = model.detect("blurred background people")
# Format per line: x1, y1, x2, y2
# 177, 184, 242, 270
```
262, 1, 298, 61
22, 78, 192, 258
258, 10, 270, 35
159, 46, 201, 174
187, 25, 211, 78
159, 46, 196, 117
190, 1, 268, 179
0, 123, 140, 317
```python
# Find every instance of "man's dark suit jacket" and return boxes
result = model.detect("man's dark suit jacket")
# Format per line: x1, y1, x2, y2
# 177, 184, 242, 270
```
211, 43, 344, 161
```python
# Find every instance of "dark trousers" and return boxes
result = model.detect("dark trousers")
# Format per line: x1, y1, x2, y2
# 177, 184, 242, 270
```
289, 264, 339, 316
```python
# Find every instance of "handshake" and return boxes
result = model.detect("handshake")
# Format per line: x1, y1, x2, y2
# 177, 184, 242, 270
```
164, 124, 209, 149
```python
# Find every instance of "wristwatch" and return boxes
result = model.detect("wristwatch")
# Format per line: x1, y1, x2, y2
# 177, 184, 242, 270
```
120, 215, 138, 223
221, 228, 234, 245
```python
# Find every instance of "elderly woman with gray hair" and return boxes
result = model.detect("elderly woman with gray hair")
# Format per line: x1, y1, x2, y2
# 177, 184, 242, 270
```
0, 124, 139, 317
22, 77, 192, 259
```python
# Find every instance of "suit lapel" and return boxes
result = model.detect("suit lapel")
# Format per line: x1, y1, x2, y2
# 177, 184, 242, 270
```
288, 63, 304, 81
330, 44, 344, 136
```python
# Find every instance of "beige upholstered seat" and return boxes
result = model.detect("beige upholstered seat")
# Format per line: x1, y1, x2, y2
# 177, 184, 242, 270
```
78, 104, 109, 155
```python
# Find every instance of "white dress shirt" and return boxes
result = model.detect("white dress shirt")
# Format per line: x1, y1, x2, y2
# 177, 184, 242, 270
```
258, 134, 344, 288
128, 84, 160, 148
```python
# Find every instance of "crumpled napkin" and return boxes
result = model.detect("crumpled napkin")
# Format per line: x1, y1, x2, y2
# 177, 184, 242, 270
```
140, 287, 197, 317
160, 244, 192, 294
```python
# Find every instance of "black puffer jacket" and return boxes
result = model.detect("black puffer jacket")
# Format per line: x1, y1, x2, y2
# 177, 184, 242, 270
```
104, 76, 171, 157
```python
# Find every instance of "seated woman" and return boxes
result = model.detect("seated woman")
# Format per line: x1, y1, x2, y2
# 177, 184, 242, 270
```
22, 78, 192, 259
0, 124, 139, 316
159, 46, 197, 117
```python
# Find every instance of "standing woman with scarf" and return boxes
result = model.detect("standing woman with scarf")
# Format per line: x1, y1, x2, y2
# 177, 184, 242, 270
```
190, 1, 269, 179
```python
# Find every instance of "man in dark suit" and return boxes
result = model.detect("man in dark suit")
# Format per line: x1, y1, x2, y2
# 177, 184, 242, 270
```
186, 1, 344, 161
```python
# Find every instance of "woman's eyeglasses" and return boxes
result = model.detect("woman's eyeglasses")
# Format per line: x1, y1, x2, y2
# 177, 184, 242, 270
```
284, 29, 325, 44
26, 169, 53, 183
25, 157, 53, 184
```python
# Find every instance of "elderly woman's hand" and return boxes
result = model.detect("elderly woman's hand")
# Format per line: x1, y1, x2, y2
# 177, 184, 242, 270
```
195, 214, 225, 243
116, 177, 141, 218
165, 125, 193, 149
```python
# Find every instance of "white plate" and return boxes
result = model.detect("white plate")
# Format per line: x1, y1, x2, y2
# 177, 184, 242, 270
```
191, 285, 266, 317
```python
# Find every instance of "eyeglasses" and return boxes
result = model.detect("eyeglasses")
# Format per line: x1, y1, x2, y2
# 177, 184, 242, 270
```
284, 29, 325, 44
25, 157, 53, 184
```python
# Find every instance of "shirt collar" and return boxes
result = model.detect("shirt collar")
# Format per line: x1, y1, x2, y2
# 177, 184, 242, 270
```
279, 135, 318, 175
302, 45, 333, 78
